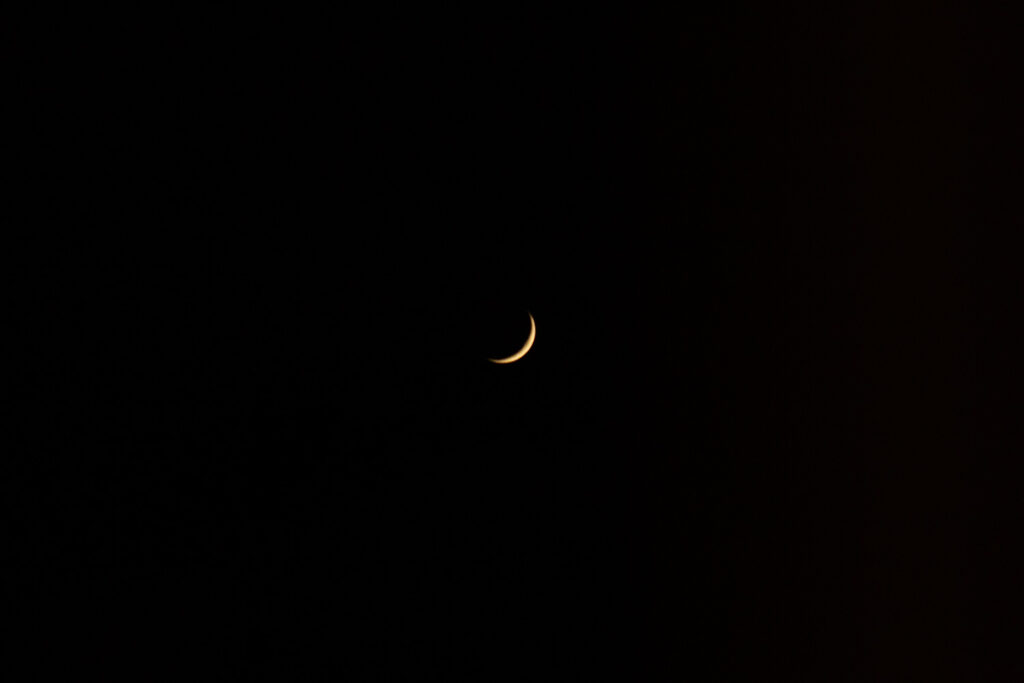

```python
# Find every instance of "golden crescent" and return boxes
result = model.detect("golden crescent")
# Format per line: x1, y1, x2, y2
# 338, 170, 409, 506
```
488, 312, 536, 364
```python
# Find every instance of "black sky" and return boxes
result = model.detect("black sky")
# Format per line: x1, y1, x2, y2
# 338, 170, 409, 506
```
9, 4, 1019, 681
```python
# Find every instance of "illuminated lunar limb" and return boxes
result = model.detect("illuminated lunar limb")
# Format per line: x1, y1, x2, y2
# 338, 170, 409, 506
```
488, 312, 536, 364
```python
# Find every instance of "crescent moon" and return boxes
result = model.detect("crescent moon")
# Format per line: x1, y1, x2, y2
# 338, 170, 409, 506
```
488, 312, 536, 364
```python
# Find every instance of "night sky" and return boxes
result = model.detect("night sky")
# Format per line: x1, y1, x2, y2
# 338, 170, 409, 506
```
10, 5, 1017, 680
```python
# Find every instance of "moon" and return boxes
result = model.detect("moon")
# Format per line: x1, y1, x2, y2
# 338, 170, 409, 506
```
488, 312, 536, 364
